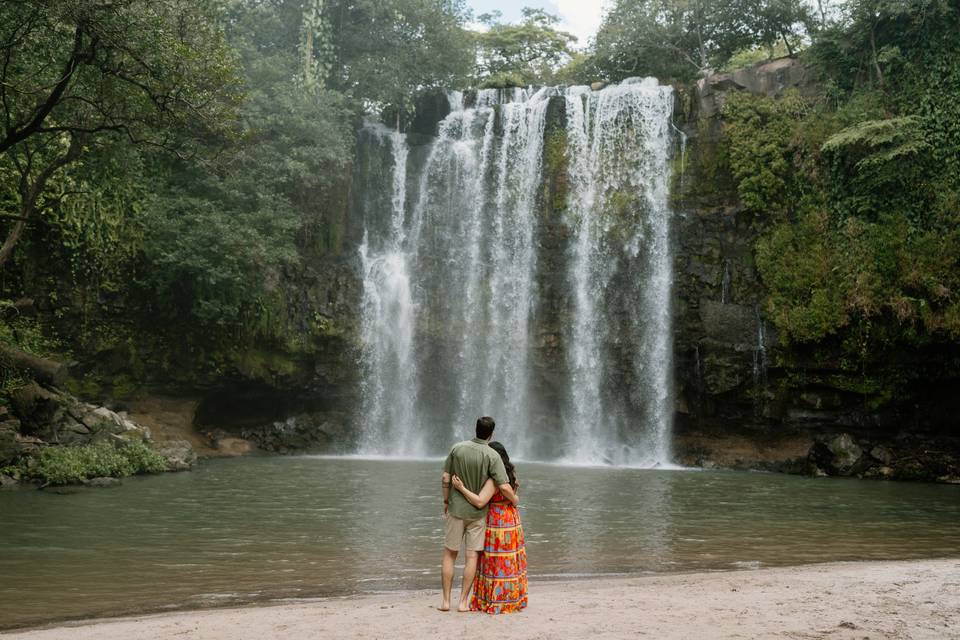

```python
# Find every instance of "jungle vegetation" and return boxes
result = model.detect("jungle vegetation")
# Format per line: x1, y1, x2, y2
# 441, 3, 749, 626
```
0, 0, 957, 405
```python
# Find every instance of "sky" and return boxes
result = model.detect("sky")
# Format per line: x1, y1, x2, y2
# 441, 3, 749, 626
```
466, 0, 609, 48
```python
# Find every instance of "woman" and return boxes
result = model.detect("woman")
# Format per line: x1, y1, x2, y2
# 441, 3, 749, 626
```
451, 441, 527, 614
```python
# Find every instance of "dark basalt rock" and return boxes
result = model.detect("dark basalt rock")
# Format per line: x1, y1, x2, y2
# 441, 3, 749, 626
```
240, 413, 349, 454
810, 433, 866, 476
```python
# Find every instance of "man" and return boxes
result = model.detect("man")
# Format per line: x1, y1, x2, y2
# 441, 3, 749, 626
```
439, 416, 519, 612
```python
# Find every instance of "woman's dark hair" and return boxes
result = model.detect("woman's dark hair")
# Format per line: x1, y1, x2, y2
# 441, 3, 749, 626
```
488, 441, 517, 489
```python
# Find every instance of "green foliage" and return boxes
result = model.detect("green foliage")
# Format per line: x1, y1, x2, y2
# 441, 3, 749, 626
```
822, 116, 935, 223
722, 91, 810, 213
14, 442, 168, 486
0, 0, 244, 154
39, 143, 149, 297
721, 1, 960, 349
473, 8, 577, 86
720, 40, 799, 73
132, 4, 356, 345
0, 315, 65, 396
322, 0, 474, 110
591, 0, 813, 82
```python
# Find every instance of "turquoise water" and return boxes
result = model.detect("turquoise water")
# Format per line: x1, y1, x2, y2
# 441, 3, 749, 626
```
0, 456, 958, 629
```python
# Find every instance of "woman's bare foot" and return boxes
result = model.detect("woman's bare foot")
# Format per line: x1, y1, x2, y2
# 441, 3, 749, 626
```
437, 600, 450, 612
457, 602, 471, 612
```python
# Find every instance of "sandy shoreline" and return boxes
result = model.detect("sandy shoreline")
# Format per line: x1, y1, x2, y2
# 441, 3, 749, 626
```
3, 560, 958, 639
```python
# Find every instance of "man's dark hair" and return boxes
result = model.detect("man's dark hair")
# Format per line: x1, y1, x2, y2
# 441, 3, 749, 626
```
476, 416, 496, 440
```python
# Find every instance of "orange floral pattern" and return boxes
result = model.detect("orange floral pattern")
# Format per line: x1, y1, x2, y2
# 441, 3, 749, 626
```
470, 491, 527, 614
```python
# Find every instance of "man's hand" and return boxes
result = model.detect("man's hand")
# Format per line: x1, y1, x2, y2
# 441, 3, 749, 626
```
441, 471, 451, 514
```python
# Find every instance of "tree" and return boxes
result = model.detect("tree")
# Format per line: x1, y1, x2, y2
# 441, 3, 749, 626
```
473, 8, 577, 87
134, 0, 355, 340
591, 0, 812, 81
322, 0, 475, 110
0, 0, 243, 269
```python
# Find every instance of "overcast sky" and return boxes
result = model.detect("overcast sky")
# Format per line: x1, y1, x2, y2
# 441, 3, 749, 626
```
466, 0, 609, 48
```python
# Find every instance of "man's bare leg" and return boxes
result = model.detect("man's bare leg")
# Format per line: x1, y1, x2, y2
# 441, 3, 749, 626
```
439, 548, 457, 611
457, 550, 479, 612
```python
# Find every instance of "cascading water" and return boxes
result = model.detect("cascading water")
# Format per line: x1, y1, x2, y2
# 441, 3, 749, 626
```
561, 79, 675, 466
355, 80, 678, 466
357, 125, 421, 456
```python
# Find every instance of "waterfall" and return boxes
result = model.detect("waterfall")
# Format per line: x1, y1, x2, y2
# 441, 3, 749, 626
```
355, 80, 677, 466
357, 125, 421, 456
561, 79, 675, 466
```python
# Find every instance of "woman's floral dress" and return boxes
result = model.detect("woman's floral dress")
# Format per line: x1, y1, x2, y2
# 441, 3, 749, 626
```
470, 489, 528, 614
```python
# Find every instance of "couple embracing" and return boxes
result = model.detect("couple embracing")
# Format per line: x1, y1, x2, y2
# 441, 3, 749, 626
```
440, 416, 528, 614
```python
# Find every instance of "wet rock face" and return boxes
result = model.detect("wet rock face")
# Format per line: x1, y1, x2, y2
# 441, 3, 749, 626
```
239, 414, 349, 454
671, 58, 960, 481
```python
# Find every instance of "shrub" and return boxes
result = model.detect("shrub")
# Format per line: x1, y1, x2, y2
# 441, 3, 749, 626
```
18, 442, 169, 486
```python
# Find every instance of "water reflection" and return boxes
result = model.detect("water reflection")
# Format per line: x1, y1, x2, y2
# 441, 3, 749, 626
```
0, 457, 957, 629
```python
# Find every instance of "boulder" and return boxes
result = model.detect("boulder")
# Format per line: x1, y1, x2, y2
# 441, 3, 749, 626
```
809, 433, 865, 476
154, 439, 197, 472
0, 473, 17, 488
10, 382, 65, 439
11, 384, 155, 448
870, 445, 894, 466
695, 57, 811, 118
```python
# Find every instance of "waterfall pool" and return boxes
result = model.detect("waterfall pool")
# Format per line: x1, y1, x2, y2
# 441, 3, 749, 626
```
1, 456, 958, 629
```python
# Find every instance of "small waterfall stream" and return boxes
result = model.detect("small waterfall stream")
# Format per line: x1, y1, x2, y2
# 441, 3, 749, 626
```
355, 80, 678, 466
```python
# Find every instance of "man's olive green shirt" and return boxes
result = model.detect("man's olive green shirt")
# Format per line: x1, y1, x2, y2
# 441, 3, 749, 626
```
443, 438, 509, 521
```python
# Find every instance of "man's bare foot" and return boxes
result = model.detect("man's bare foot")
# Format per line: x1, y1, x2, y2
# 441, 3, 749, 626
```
437, 600, 450, 612
457, 603, 471, 613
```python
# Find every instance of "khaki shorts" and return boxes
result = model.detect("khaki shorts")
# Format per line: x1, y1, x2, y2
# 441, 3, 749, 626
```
443, 514, 485, 552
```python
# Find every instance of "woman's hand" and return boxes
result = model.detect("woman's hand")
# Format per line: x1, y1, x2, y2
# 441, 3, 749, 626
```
451, 475, 465, 492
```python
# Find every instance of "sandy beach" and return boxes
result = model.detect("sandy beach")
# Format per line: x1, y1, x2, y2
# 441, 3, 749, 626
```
3, 560, 958, 639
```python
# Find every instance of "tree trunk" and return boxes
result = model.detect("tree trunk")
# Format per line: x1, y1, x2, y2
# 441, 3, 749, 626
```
0, 135, 83, 270
0, 345, 68, 386
781, 30, 796, 57
0, 220, 28, 268
869, 25, 884, 86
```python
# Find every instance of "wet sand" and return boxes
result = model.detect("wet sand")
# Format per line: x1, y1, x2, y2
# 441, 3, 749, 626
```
3, 560, 958, 639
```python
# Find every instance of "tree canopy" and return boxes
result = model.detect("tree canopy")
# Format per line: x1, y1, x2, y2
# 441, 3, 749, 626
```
0, 0, 244, 268
589, 0, 813, 81
473, 8, 577, 87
